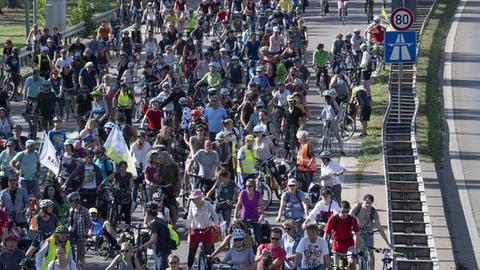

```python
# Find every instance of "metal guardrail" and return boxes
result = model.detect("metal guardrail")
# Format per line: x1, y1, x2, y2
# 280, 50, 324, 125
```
382, 0, 440, 269
17, 8, 116, 66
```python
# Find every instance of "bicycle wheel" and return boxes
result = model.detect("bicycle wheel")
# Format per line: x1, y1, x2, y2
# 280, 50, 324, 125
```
6, 82, 15, 101
197, 249, 208, 270
258, 181, 272, 210
340, 114, 356, 141
95, 235, 112, 260
358, 250, 370, 270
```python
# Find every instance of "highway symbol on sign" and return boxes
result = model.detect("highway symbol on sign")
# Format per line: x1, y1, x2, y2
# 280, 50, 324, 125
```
384, 31, 417, 63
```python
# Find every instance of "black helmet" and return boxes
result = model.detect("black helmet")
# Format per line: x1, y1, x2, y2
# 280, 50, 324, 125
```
67, 192, 81, 202
146, 201, 158, 215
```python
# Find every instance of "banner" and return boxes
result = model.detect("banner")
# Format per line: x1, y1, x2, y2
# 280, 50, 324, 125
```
103, 124, 137, 177
39, 133, 60, 175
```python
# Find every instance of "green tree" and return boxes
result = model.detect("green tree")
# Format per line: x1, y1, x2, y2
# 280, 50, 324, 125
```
36, 0, 46, 25
68, 0, 95, 36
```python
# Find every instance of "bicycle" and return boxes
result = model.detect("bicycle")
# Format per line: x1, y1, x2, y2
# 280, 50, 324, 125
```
254, 169, 273, 210
256, 157, 283, 201
315, 65, 330, 92
3, 69, 21, 101
189, 226, 214, 270
331, 251, 363, 270
338, 102, 356, 142
369, 247, 404, 270
62, 88, 77, 121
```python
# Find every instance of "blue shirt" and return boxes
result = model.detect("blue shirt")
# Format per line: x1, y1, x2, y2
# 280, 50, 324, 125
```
0, 149, 17, 177
92, 220, 103, 236
24, 76, 45, 98
48, 129, 67, 155
281, 233, 302, 269
79, 68, 98, 91
204, 106, 227, 133
12, 151, 39, 181
94, 157, 114, 179
245, 40, 261, 60
249, 75, 271, 89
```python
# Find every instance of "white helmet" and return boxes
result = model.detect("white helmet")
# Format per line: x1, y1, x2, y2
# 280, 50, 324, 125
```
220, 88, 230, 96
253, 125, 265, 133
322, 90, 335, 97
179, 97, 189, 106
232, 229, 246, 239
40, 199, 55, 208
373, 16, 381, 23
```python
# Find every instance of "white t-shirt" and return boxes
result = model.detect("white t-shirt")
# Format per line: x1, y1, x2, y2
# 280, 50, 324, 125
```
81, 164, 97, 189
272, 89, 291, 107
321, 159, 344, 186
296, 236, 329, 268
55, 57, 73, 70
307, 199, 341, 222
48, 259, 77, 270
180, 107, 192, 129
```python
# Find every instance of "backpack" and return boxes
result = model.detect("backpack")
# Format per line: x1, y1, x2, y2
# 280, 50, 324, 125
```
167, 223, 180, 250
332, 214, 353, 232
284, 191, 304, 219
352, 203, 376, 222
260, 221, 272, 244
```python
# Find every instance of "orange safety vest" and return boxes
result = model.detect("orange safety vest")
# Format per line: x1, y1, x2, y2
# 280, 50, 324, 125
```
297, 142, 317, 171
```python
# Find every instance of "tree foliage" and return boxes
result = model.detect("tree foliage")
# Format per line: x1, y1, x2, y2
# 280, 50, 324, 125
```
68, 0, 95, 36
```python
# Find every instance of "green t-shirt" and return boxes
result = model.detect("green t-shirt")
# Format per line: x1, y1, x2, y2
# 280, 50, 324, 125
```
313, 49, 329, 67
276, 62, 287, 84
199, 72, 222, 89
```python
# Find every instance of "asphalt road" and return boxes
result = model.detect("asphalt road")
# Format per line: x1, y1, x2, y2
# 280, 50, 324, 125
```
7, 0, 375, 268
444, 0, 480, 267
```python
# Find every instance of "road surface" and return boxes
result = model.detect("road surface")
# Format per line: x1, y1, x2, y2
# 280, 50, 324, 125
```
444, 0, 480, 267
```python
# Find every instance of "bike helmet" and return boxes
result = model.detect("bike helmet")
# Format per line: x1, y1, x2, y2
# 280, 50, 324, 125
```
232, 229, 246, 239
294, 78, 304, 87
89, 207, 98, 214
207, 87, 218, 95
152, 192, 165, 201
319, 151, 332, 159
179, 97, 189, 106
104, 121, 115, 129
191, 109, 202, 116
220, 88, 230, 96
146, 201, 158, 215
322, 90, 334, 97
66, 191, 81, 202
320, 186, 332, 195
255, 100, 265, 108
55, 225, 69, 234
94, 146, 106, 154
346, 33, 352, 38
39, 199, 54, 208
42, 80, 51, 87
373, 16, 381, 23
253, 125, 265, 133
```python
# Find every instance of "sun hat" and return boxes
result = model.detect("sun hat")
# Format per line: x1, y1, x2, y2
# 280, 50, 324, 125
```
189, 189, 204, 199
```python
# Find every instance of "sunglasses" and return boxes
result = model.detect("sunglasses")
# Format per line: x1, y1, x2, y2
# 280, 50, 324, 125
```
270, 237, 280, 241
121, 249, 130, 253
169, 261, 179, 265
283, 227, 292, 231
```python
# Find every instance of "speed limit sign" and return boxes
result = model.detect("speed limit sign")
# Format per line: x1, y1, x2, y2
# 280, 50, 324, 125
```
390, 7, 414, 31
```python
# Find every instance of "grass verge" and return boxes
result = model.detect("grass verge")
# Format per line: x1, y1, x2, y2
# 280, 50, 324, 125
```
357, 67, 390, 171
416, 0, 459, 161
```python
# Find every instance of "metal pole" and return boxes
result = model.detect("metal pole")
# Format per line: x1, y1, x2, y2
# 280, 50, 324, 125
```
33, 0, 37, 25
398, 63, 402, 123
25, 0, 30, 37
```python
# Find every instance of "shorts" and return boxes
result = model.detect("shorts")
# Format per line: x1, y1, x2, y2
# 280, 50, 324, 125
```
19, 179, 41, 197
361, 232, 374, 248
333, 245, 356, 266
362, 70, 371, 80
337, 0, 348, 9
359, 106, 371, 121
189, 227, 214, 245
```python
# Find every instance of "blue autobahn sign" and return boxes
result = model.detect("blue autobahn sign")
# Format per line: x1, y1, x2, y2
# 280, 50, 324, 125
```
384, 30, 417, 63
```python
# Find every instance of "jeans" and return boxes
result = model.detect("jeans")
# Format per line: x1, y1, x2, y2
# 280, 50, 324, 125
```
298, 170, 314, 192
332, 184, 342, 204
153, 251, 171, 270
217, 206, 232, 229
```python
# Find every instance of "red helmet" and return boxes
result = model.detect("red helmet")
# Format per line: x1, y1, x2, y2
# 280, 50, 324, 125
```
50, 68, 59, 75
191, 109, 202, 116
4, 38, 12, 45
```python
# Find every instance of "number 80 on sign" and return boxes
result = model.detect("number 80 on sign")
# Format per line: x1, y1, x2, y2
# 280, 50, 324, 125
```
390, 7, 414, 31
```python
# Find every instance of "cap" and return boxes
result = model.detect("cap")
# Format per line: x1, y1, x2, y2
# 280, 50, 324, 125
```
287, 178, 298, 186
215, 132, 225, 140
13, 124, 22, 130
5, 234, 17, 242
253, 125, 265, 133
208, 62, 216, 67
0, 107, 7, 113
26, 139, 36, 147
245, 134, 255, 141
273, 26, 280, 32
64, 138, 75, 145
189, 189, 203, 199
85, 62, 94, 67
52, 116, 62, 122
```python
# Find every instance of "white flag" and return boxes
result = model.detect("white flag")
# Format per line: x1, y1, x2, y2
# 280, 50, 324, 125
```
39, 133, 60, 175
103, 124, 137, 177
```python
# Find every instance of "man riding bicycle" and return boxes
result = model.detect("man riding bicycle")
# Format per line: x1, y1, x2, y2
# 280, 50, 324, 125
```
113, 82, 135, 125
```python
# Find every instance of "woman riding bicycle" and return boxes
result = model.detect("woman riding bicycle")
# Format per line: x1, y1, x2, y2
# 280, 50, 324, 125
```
41, 185, 69, 224
185, 189, 219, 270
220, 229, 256, 270
101, 160, 134, 225
106, 242, 142, 270
233, 179, 265, 246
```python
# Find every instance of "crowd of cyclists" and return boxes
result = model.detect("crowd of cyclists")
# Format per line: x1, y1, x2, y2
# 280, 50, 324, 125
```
0, 0, 392, 269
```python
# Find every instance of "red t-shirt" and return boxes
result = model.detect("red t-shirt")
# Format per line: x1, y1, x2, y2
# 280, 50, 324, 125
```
145, 108, 164, 130
324, 214, 360, 253
0, 209, 8, 236
216, 10, 228, 22
256, 243, 286, 270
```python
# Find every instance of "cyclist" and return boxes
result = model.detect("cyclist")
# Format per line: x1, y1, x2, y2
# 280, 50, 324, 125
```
10, 139, 41, 199
65, 192, 92, 270
106, 242, 142, 270
296, 130, 317, 190
185, 189, 219, 270
319, 150, 345, 203
195, 62, 222, 89
97, 21, 112, 44
188, 139, 220, 192
78, 62, 99, 92
0, 140, 17, 189
351, 29, 365, 65
31, 199, 61, 241
319, 90, 344, 155
303, 187, 340, 229
350, 194, 392, 270
358, 44, 372, 97
34, 225, 73, 270
281, 219, 303, 269
294, 223, 331, 270
109, 12, 122, 51
276, 178, 308, 224
0, 174, 30, 228
313, 43, 330, 89
284, 95, 305, 152
207, 166, 238, 224
329, 67, 351, 106
236, 135, 257, 186
324, 201, 361, 270
3, 47, 21, 93
34, 46, 53, 79
0, 107, 14, 138
36, 81, 56, 131
0, 234, 25, 270
220, 229, 256, 270
23, 69, 45, 102
113, 82, 135, 125
349, 84, 371, 139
